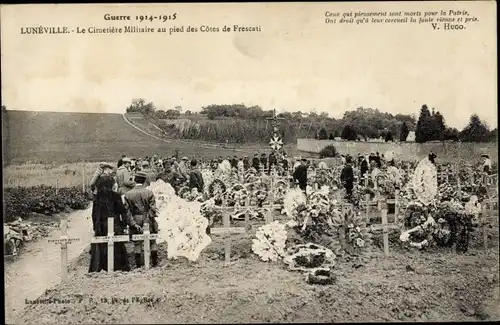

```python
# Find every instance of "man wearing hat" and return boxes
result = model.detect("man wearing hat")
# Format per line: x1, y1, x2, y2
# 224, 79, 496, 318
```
188, 159, 204, 193
481, 154, 492, 173
428, 152, 437, 165
117, 154, 127, 168
231, 155, 238, 169
123, 171, 160, 268
293, 158, 308, 192
252, 153, 260, 170
242, 156, 250, 170
89, 162, 115, 195
140, 160, 157, 187
341, 155, 355, 198
178, 156, 190, 181
116, 158, 135, 194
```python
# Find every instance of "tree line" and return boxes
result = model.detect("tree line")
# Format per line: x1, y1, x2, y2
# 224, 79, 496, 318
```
125, 100, 497, 143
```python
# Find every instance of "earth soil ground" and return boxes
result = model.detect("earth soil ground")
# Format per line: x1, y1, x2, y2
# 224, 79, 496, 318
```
11, 230, 500, 324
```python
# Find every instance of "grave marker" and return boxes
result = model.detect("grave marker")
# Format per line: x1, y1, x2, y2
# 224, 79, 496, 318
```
131, 220, 159, 270
90, 217, 130, 272
48, 218, 80, 282
210, 197, 246, 263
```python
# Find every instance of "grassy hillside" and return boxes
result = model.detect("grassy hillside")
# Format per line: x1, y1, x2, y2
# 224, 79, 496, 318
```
2, 110, 266, 165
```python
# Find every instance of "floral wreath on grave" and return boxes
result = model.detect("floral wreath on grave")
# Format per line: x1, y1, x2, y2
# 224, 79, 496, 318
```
274, 179, 289, 198
315, 168, 332, 188
229, 168, 240, 183
183, 188, 205, 202
200, 198, 223, 227
201, 169, 214, 194
283, 243, 337, 285
331, 165, 344, 189
373, 171, 397, 198
411, 157, 438, 207
177, 184, 191, 199
397, 200, 433, 249
328, 207, 373, 260
251, 221, 288, 262
432, 200, 473, 252
244, 168, 259, 183
282, 187, 307, 217
208, 179, 227, 202
274, 165, 285, 176
396, 158, 442, 250
285, 194, 343, 258
227, 183, 248, 207
248, 182, 269, 206
437, 182, 459, 202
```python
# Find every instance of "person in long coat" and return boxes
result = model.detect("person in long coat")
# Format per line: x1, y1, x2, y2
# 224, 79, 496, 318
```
293, 158, 308, 192
188, 159, 204, 192
123, 172, 160, 268
252, 154, 260, 170
89, 175, 130, 273
242, 156, 250, 170
340, 155, 355, 197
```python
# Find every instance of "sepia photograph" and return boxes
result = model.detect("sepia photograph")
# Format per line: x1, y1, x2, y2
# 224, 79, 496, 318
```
2, 1, 498, 324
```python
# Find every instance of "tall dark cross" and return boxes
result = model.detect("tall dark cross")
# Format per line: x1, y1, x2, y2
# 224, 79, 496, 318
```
266, 109, 285, 156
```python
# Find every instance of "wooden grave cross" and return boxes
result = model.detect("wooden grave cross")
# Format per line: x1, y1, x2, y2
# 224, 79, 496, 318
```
368, 208, 400, 257
210, 196, 247, 263
48, 218, 81, 282
131, 220, 159, 270
90, 217, 130, 272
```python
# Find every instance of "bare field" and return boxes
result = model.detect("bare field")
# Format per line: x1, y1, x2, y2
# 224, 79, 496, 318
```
3, 162, 102, 188
2, 111, 278, 165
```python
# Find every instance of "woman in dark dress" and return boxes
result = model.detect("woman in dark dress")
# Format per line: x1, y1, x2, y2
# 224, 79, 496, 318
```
89, 175, 130, 273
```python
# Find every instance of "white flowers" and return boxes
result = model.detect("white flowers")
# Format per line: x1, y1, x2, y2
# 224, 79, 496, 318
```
465, 195, 481, 217
283, 187, 306, 218
251, 221, 288, 262
147, 180, 212, 262
356, 238, 365, 247
411, 158, 438, 206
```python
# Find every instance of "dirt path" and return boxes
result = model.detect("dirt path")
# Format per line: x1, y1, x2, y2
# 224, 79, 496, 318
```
4, 206, 93, 324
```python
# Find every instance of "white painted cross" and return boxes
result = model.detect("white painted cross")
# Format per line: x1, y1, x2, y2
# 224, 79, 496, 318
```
131, 220, 159, 270
48, 218, 80, 282
210, 197, 246, 263
90, 217, 130, 272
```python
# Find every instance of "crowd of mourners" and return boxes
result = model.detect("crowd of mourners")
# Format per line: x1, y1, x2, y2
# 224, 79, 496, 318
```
86, 150, 493, 273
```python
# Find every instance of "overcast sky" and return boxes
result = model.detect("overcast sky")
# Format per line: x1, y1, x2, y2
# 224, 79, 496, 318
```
1, 2, 497, 129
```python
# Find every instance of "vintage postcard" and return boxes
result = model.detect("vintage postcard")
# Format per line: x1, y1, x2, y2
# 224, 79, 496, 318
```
2, 1, 498, 324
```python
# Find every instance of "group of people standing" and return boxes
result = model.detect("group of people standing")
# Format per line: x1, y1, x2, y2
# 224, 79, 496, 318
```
88, 161, 160, 273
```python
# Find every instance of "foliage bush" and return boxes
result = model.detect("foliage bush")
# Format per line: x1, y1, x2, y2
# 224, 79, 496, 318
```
319, 145, 338, 158
318, 128, 328, 140
4, 185, 90, 222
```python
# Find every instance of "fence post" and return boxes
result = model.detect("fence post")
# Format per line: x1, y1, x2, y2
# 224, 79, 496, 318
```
60, 218, 68, 281
381, 208, 390, 257
82, 165, 86, 192
365, 193, 371, 224
107, 218, 115, 272
244, 195, 250, 228
222, 195, 231, 263
143, 220, 151, 270
394, 189, 400, 218
56, 178, 59, 196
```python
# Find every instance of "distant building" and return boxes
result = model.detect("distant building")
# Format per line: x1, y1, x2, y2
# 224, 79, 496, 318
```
406, 131, 416, 142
